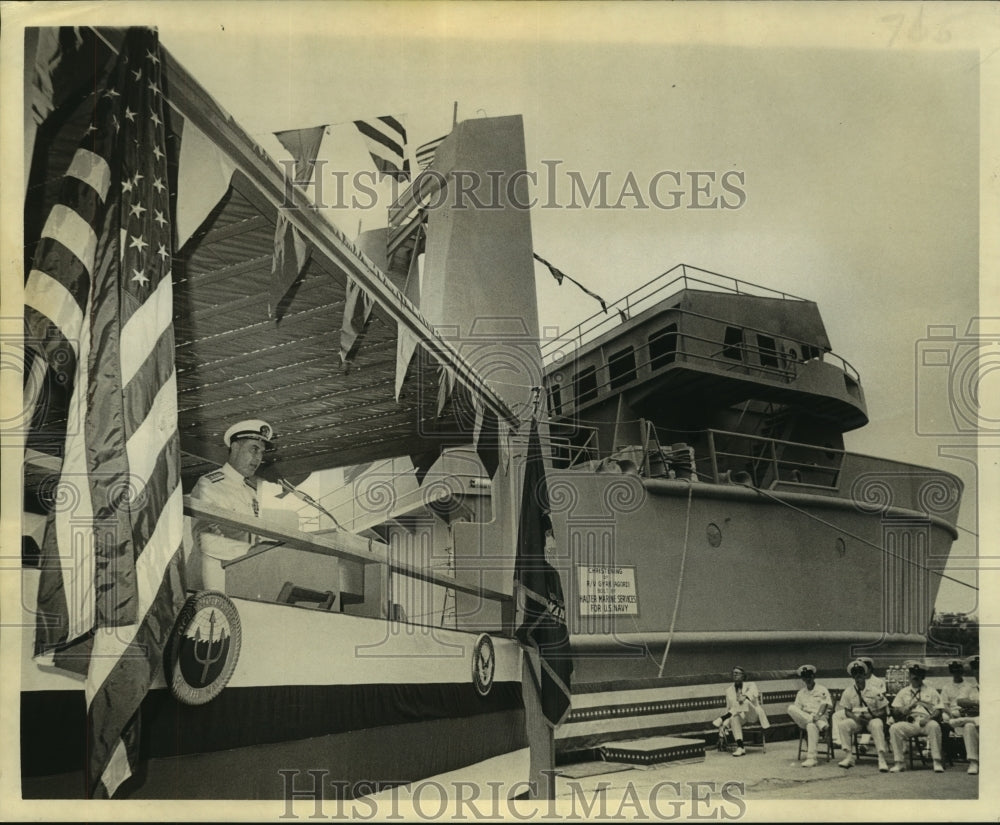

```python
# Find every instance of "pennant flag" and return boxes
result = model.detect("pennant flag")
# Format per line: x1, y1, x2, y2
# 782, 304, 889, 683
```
437, 363, 456, 417
340, 276, 375, 364
354, 115, 410, 180
395, 226, 423, 399
270, 210, 312, 320
533, 252, 608, 313
416, 134, 446, 171
475, 406, 501, 480
274, 125, 327, 185
24, 27, 187, 797
514, 420, 573, 727
176, 118, 237, 248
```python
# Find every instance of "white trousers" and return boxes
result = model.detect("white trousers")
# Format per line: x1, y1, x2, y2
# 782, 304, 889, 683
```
889, 719, 942, 762
835, 715, 888, 756
788, 705, 823, 757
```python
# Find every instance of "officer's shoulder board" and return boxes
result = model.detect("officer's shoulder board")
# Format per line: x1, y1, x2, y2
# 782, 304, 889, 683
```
205, 470, 226, 483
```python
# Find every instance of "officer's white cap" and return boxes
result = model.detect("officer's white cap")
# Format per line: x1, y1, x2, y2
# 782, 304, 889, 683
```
224, 419, 275, 447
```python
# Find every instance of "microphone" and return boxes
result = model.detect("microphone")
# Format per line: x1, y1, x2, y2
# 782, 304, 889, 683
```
278, 477, 346, 531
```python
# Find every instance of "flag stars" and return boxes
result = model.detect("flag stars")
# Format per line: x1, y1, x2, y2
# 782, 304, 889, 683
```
146, 49, 160, 66
129, 234, 148, 253
131, 268, 150, 287
153, 209, 167, 228
152, 145, 165, 162
131, 68, 143, 82
150, 111, 162, 128
103, 88, 120, 100
152, 177, 166, 194
132, 171, 144, 186
113, 115, 120, 133
125, 107, 136, 122
157, 244, 170, 262
129, 202, 146, 219
122, 178, 134, 195
147, 80, 160, 96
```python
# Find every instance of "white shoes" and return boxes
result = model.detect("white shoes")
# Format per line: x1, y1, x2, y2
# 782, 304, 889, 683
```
933, 761, 944, 773
889, 763, 905, 773
838, 756, 855, 769
801, 757, 818, 768
968, 760, 979, 775
878, 756, 889, 772
732, 746, 745, 757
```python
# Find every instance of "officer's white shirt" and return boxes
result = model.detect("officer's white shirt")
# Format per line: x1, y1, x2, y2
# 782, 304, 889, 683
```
891, 683, 942, 717
837, 678, 889, 716
191, 462, 260, 589
940, 679, 978, 719
794, 683, 833, 716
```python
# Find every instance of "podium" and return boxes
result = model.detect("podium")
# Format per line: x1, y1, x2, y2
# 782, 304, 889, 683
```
222, 542, 387, 618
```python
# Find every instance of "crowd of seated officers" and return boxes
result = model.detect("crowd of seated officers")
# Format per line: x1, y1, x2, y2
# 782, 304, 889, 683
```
709, 656, 979, 775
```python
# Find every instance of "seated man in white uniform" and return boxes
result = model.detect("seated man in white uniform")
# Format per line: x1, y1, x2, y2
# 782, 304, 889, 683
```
712, 666, 770, 757
787, 664, 832, 768
191, 419, 275, 591
888, 660, 945, 773
953, 655, 980, 775
836, 658, 890, 772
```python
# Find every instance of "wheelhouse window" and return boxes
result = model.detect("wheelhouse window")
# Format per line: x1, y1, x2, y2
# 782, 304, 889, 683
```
608, 345, 637, 389
547, 383, 563, 416
756, 334, 779, 368
723, 326, 744, 361
648, 324, 678, 370
574, 365, 599, 405
801, 344, 822, 361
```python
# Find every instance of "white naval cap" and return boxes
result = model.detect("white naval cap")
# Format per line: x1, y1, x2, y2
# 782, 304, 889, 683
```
224, 419, 275, 447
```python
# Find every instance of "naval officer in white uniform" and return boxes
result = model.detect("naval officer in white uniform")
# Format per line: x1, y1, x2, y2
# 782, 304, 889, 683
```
191, 419, 275, 591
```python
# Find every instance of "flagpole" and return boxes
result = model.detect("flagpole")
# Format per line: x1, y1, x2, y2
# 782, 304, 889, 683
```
523, 650, 557, 800
517, 401, 558, 801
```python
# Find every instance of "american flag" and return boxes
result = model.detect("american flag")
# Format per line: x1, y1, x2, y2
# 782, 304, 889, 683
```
25, 27, 186, 798
353, 115, 410, 180
514, 419, 573, 727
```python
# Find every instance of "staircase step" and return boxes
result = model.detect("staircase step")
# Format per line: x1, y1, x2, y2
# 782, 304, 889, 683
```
599, 735, 705, 766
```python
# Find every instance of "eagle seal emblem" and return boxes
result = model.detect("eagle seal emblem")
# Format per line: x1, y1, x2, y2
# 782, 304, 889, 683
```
167, 591, 242, 705
472, 633, 495, 697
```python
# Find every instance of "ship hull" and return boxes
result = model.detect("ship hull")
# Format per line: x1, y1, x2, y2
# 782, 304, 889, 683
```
554, 472, 956, 683
546, 470, 959, 751
20, 579, 525, 799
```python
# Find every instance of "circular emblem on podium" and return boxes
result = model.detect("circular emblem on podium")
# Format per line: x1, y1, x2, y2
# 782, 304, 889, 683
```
167, 591, 242, 705
472, 633, 495, 697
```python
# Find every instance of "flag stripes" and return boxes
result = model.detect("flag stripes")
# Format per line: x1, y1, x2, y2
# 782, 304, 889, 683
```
354, 115, 410, 179
416, 134, 446, 170
26, 26, 186, 798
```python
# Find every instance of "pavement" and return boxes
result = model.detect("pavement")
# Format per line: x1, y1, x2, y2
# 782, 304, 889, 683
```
365, 737, 986, 821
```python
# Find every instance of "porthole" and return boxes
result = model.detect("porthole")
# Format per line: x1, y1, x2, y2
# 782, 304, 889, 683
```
706, 523, 722, 548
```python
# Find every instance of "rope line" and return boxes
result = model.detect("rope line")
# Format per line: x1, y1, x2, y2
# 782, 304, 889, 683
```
657, 479, 694, 677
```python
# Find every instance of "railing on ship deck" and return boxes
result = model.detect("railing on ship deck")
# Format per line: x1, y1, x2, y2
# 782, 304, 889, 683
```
542, 284, 861, 415
702, 428, 842, 489
540, 263, 808, 363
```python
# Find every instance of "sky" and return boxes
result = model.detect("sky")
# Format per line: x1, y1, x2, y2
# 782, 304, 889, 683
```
5, 2, 997, 617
